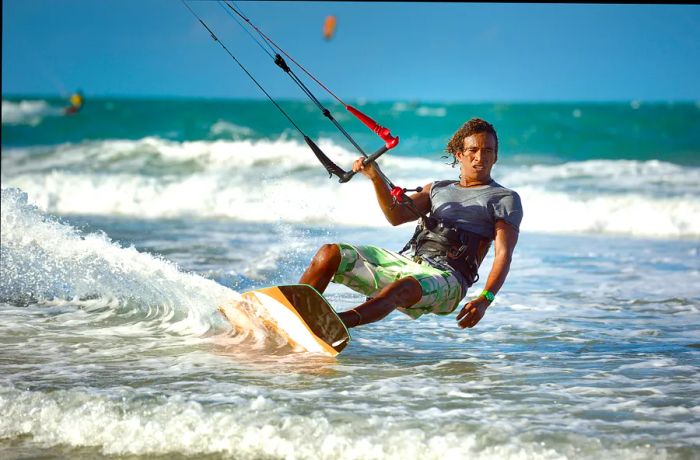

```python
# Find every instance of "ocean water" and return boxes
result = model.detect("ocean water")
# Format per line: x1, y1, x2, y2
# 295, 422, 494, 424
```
1, 97, 699, 459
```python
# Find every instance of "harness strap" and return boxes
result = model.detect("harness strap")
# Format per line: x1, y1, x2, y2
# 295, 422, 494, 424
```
400, 217, 487, 287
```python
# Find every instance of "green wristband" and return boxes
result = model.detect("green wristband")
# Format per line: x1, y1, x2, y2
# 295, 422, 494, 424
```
481, 290, 495, 302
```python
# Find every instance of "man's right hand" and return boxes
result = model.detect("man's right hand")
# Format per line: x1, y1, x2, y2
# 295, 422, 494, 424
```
352, 157, 380, 180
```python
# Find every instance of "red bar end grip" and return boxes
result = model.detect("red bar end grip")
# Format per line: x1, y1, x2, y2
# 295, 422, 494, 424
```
390, 186, 406, 203
347, 105, 399, 150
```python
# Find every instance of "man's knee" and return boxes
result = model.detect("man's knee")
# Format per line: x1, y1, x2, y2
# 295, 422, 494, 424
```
399, 277, 423, 304
380, 276, 422, 306
312, 243, 341, 268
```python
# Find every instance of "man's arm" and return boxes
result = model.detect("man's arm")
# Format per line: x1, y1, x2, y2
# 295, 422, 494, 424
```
352, 158, 431, 226
456, 219, 519, 328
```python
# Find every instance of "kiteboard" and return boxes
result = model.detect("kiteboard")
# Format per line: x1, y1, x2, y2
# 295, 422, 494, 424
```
218, 284, 350, 357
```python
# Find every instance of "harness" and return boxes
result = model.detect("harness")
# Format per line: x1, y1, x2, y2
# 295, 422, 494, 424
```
398, 180, 492, 287
400, 218, 489, 288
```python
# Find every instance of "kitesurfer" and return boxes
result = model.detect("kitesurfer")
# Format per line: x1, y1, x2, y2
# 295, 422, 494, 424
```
299, 118, 523, 329
64, 90, 84, 115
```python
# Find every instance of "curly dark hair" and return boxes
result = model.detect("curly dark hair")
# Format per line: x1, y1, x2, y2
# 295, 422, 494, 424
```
444, 118, 498, 167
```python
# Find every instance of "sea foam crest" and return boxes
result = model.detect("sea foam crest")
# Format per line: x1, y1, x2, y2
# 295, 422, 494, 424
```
1, 99, 62, 126
0, 385, 675, 459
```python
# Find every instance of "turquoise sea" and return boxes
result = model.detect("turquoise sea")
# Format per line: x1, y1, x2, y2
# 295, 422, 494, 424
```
1, 96, 699, 459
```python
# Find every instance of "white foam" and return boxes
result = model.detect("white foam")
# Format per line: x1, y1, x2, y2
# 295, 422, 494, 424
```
1, 99, 62, 126
2, 138, 699, 238
1, 386, 674, 459
501, 159, 698, 195
518, 186, 700, 238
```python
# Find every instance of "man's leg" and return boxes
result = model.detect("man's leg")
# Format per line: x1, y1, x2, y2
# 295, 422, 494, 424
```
338, 277, 422, 328
300, 244, 424, 328
298, 244, 341, 293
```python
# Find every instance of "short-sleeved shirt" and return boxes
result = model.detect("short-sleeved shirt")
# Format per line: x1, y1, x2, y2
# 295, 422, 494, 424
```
429, 179, 523, 239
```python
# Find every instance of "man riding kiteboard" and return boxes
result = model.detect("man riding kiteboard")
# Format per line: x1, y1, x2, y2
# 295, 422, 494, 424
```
299, 118, 523, 329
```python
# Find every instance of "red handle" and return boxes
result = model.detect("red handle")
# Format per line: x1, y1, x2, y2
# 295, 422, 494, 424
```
346, 105, 399, 149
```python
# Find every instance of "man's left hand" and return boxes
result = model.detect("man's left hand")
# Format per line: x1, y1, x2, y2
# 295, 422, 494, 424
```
456, 296, 490, 329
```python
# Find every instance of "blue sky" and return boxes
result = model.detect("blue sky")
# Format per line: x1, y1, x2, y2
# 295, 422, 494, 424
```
3, 1, 699, 102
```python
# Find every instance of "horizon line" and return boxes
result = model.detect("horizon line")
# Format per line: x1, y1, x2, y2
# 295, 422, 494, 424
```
3, 93, 699, 105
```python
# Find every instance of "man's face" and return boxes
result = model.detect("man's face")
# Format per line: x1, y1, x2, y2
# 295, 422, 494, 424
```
456, 132, 497, 183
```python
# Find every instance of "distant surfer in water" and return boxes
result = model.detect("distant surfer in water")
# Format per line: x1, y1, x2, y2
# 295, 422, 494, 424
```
299, 118, 523, 329
64, 90, 84, 115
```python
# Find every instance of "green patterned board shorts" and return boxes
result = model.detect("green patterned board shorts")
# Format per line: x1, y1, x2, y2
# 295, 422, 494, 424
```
332, 243, 466, 319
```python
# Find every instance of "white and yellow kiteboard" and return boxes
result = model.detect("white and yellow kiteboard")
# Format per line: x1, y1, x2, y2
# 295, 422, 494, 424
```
218, 284, 350, 356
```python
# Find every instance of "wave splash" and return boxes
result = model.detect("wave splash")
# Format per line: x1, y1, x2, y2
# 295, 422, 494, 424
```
0, 188, 280, 338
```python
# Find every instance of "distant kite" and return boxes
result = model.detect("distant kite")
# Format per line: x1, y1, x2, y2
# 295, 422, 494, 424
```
323, 15, 336, 41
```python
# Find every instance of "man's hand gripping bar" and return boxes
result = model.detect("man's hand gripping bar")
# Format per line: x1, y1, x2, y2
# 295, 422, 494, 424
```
304, 129, 399, 184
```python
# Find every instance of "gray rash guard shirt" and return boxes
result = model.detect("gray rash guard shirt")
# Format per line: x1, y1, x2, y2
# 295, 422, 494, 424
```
429, 180, 523, 240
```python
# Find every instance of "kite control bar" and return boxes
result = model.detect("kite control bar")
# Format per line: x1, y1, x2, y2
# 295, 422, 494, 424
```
303, 105, 399, 183
341, 144, 392, 183
304, 137, 392, 183
305, 133, 426, 221
324, 107, 399, 183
